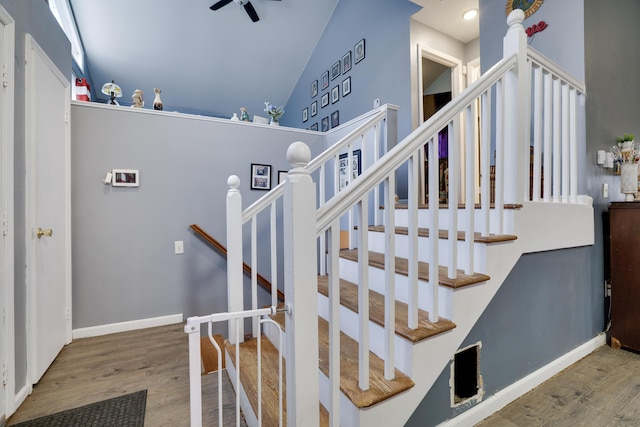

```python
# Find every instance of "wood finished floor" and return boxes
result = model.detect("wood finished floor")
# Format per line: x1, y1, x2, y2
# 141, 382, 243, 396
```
6, 322, 246, 427
476, 345, 640, 426
8, 323, 640, 427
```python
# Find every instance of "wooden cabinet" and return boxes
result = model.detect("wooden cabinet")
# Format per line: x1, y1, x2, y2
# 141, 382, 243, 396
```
610, 202, 640, 351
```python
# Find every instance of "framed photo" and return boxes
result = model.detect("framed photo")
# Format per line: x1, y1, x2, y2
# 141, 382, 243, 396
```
331, 110, 339, 128
321, 93, 329, 108
355, 39, 365, 64
311, 80, 318, 98
278, 170, 288, 184
342, 51, 352, 74
310, 122, 318, 131
331, 86, 339, 104
251, 163, 271, 190
311, 101, 317, 117
338, 149, 362, 190
331, 61, 341, 80
342, 76, 351, 97
302, 107, 309, 123
321, 71, 329, 90
321, 116, 329, 132
112, 169, 139, 187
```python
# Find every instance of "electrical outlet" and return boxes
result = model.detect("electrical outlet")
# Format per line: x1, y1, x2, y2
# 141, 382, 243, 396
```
174, 241, 184, 254
373, 98, 381, 108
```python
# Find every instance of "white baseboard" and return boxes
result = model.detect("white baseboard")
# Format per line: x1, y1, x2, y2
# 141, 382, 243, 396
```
440, 333, 606, 427
72, 313, 184, 339
13, 383, 30, 416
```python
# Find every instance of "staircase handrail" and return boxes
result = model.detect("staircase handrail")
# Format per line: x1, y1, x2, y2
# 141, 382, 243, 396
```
316, 54, 518, 234
241, 104, 393, 223
189, 224, 285, 302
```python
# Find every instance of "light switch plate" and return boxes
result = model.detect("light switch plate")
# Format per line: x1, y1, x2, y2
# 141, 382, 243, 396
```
174, 241, 184, 254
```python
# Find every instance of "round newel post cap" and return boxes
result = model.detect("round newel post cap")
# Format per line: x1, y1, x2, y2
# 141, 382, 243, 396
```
227, 175, 240, 189
287, 141, 311, 169
506, 9, 524, 27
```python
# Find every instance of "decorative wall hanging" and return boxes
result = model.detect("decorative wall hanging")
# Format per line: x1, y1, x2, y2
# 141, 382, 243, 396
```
251, 163, 271, 190
354, 39, 365, 64
505, 0, 543, 19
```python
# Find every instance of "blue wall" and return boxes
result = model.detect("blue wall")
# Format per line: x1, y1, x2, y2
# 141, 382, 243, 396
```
281, 0, 420, 140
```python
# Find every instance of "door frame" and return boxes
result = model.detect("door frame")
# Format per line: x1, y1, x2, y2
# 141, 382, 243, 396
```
24, 33, 72, 387
416, 44, 464, 204
0, 4, 15, 419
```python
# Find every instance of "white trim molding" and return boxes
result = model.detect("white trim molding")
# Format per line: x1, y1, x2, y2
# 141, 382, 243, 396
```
0, 3, 15, 418
72, 314, 184, 339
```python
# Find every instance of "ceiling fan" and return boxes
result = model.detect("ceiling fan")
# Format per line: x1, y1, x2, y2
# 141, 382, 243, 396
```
209, 0, 280, 23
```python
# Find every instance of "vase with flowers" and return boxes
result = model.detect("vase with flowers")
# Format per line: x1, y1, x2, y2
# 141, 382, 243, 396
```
612, 134, 639, 201
264, 102, 285, 125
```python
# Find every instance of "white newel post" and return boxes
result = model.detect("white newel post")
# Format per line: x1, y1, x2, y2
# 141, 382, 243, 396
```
283, 142, 320, 426
226, 175, 244, 344
502, 9, 528, 206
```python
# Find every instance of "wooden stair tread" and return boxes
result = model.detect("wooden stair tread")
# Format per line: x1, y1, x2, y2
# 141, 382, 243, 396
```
317, 275, 456, 343
393, 202, 523, 209
269, 313, 415, 408
367, 225, 517, 244
340, 249, 490, 289
225, 338, 330, 426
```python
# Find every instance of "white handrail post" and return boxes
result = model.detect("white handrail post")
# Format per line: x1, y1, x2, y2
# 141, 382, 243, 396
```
283, 141, 320, 426
226, 175, 244, 344
502, 9, 528, 206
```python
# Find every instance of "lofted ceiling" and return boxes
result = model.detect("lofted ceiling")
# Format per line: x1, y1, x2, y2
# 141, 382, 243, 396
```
70, 0, 478, 119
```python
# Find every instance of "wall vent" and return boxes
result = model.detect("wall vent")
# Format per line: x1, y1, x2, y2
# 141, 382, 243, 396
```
450, 342, 484, 407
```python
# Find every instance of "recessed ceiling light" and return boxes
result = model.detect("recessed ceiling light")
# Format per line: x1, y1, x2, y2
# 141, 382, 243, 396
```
462, 9, 478, 20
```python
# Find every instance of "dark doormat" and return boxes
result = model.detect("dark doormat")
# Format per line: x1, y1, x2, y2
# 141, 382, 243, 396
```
10, 390, 147, 427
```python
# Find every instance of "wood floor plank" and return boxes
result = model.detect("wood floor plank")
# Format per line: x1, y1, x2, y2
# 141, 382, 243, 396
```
6, 323, 246, 427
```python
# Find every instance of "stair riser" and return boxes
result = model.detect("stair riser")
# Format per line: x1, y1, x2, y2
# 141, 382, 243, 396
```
317, 293, 416, 374
392, 208, 514, 234
338, 258, 454, 320
367, 232, 487, 273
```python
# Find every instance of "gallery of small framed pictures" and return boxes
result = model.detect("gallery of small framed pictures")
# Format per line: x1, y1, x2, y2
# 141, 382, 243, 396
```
304, 38, 365, 132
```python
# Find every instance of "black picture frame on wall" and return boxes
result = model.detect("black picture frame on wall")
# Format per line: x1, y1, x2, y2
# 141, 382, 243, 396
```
311, 80, 318, 98
355, 39, 365, 64
342, 76, 351, 97
331, 110, 339, 128
321, 93, 329, 108
310, 122, 318, 131
302, 107, 309, 123
251, 163, 271, 190
342, 51, 352, 74
331, 61, 341, 80
321, 116, 329, 132
331, 85, 339, 104
311, 101, 317, 117
321, 71, 330, 90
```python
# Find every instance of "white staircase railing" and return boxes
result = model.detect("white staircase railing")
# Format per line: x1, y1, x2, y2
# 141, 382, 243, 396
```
186, 9, 587, 427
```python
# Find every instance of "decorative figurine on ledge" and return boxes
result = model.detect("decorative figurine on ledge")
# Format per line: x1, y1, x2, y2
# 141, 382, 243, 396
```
153, 88, 163, 110
101, 80, 122, 105
240, 107, 250, 122
131, 89, 144, 108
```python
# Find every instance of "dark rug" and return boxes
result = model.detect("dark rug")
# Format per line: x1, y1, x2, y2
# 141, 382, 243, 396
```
11, 390, 147, 427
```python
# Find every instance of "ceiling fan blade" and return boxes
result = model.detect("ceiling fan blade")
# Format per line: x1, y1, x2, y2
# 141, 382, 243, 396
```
244, 2, 260, 22
210, 0, 233, 11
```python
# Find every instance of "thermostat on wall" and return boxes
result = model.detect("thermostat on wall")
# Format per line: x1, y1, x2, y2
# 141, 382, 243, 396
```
112, 169, 140, 187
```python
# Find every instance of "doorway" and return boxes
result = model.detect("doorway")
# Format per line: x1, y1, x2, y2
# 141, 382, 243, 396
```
416, 45, 463, 205
24, 34, 72, 387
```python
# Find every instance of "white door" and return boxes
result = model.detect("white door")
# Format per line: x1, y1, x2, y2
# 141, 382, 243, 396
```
25, 34, 71, 384
0, 5, 15, 417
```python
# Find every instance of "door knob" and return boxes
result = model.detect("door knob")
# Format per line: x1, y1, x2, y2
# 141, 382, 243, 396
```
36, 227, 53, 239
